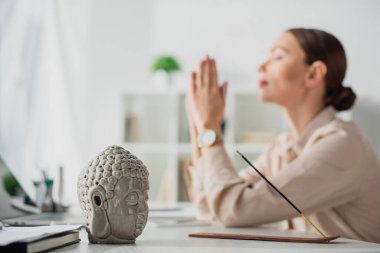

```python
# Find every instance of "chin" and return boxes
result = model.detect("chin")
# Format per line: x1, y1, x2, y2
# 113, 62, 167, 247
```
258, 92, 283, 108
258, 92, 273, 103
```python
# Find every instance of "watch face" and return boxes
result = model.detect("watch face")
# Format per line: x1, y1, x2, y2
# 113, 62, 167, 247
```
200, 130, 216, 147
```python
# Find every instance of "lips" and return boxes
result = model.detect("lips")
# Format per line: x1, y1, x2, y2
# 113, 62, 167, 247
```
136, 214, 146, 224
258, 79, 268, 88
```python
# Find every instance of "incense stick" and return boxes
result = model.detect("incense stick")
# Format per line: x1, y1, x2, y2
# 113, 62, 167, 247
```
236, 150, 326, 238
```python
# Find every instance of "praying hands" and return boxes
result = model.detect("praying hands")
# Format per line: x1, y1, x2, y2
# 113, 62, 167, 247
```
186, 56, 228, 162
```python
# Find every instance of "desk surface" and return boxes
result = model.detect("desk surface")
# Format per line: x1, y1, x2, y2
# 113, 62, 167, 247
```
55, 223, 379, 253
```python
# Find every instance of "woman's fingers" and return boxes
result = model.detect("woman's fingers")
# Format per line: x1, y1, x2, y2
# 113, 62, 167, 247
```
203, 57, 211, 89
199, 59, 205, 88
197, 55, 220, 90
211, 58, 219, 87
220, 81, 228, 103
206, 56, 215, 89
191, 71, 197, 94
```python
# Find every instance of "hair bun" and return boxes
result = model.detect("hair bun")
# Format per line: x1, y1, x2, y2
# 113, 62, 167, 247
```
331, 86, 356, 111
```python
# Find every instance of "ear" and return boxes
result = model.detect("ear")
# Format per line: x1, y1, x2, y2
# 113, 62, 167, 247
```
305, 61, 327, 89
88, 185, 111, 239
89, 185, 108, 210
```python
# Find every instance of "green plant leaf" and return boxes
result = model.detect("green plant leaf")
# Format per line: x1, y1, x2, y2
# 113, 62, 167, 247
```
152, 55, 180, 73
2, 173, 21, 196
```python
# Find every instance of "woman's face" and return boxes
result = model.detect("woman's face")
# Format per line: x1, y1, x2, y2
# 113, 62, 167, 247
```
258, 32, 310, 107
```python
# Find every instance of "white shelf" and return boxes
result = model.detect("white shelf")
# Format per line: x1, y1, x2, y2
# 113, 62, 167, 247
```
177, 143, 192, 153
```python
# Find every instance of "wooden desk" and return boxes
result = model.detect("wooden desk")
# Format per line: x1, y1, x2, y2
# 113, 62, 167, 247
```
55, 223, 380, 253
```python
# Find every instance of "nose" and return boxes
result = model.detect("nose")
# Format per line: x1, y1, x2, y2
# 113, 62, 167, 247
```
258, 60, 267, 73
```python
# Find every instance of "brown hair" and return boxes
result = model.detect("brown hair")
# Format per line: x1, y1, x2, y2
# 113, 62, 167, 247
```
287, 28, 356, 111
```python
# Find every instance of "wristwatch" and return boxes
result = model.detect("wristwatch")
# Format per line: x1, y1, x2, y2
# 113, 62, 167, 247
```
197, 129, 218, 148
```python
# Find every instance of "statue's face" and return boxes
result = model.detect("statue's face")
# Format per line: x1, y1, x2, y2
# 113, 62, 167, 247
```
88, 176, 149, 242
107, 176, 149, 239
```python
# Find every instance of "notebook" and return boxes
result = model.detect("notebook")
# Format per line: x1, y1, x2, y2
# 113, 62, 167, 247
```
0, 224, 82, 253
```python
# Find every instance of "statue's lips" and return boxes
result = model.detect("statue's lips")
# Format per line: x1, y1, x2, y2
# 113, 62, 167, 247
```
135, 213, 147, 231
136, 214, 146, 225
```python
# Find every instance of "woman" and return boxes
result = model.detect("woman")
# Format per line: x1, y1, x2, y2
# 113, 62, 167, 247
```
185, 28, 380, 243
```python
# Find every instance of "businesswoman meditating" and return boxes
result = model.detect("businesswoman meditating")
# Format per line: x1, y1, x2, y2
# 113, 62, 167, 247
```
185, 28, 380, 243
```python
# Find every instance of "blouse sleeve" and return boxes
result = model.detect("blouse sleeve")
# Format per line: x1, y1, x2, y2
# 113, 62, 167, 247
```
187, 163, 214, 222
193, 129, 362, 227
188, 143, 273, 222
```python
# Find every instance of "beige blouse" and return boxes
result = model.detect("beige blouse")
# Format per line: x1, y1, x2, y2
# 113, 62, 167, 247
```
188, 106, 380, 243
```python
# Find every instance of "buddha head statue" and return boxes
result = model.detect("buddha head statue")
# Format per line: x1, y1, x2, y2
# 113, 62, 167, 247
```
77, 145, 149, 244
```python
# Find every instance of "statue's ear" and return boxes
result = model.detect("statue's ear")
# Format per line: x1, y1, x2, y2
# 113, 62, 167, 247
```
88, 185, 111, 239
90, 185, 108, 210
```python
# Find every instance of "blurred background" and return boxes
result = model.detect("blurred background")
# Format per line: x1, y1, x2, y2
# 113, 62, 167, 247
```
0, 0, 379, 208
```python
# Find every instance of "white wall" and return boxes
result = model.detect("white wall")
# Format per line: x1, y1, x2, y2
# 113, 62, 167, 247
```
85, 0, 155, 159
86, 0, 380, 157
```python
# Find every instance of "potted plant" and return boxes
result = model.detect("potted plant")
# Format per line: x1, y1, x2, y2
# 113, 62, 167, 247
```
2, 173, 21, 196
151, 55, 181, 88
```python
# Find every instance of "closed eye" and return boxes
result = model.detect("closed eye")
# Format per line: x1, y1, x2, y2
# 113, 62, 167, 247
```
270, 47, 287, 61
271, 54, 284, 60
125, 192, 138, 206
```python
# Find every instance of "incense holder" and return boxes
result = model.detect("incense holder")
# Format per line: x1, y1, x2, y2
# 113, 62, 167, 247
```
77, 145, 149, 244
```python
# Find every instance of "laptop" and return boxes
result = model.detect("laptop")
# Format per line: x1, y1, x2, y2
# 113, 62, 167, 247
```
0, 156, 85, 226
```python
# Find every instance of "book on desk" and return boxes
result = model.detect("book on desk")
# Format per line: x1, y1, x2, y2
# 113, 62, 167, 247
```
0, 224, 82, 253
